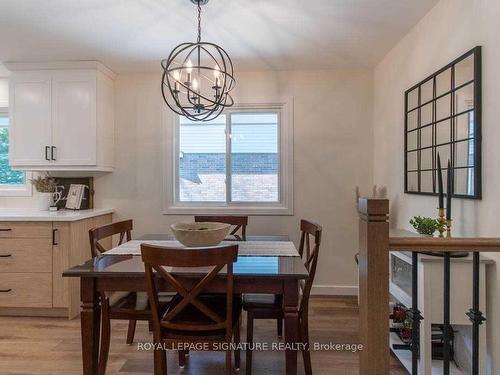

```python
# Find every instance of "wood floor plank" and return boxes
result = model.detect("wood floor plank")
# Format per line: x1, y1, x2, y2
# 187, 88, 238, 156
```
0, 296, 406, 374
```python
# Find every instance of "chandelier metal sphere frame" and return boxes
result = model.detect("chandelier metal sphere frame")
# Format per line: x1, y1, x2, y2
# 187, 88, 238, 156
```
161, 0, 235, 121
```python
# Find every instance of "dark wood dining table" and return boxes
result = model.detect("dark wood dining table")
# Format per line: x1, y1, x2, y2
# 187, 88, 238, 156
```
63, 235, 309, 375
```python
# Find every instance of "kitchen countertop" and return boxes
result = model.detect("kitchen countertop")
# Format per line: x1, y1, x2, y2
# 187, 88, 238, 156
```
0, 208, 114, 222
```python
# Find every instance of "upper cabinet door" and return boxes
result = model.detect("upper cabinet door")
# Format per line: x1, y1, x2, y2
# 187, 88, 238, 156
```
9, 72, 52, 166
52, 71, 97, 165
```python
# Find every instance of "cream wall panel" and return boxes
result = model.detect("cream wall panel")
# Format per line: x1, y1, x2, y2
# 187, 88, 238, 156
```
372, 0, 500, 371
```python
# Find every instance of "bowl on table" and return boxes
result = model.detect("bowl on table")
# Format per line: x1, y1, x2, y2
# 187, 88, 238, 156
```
170, 222, 231, 247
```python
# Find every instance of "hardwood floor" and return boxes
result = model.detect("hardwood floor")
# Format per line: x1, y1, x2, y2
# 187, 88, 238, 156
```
0, 296, 406, 374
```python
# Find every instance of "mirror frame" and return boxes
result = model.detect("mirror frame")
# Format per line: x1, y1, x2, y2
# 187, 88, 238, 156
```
404, 46, 482, 199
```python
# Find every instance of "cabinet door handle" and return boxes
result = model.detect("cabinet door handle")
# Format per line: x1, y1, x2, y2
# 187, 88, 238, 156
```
0, 254, 12, 258
45, 146, 50, 161
51, 146, 56, 161
52, 228, 58, 246
0, 289, 12, 293
0, 228, 12, 232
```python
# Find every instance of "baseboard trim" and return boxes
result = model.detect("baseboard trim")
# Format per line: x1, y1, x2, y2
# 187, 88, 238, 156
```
0, 307, 68, 318
311, 285, 358, 296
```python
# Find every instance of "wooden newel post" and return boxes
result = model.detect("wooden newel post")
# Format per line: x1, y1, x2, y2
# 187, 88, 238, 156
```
358, 198, 390, 375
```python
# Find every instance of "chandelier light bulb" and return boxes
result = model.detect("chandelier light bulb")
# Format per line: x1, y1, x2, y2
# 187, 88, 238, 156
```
185, 60, 193, 74
192, 78, 199, 91
173, 69, 181, 81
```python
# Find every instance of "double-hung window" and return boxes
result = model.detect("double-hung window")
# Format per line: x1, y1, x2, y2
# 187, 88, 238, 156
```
0, 111, 31, 196
165, 101, 293, 214
0, 79, 31, 196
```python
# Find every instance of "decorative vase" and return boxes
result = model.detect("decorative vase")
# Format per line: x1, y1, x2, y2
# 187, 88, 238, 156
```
37, 191, 62, 211
38, 192, 54, 211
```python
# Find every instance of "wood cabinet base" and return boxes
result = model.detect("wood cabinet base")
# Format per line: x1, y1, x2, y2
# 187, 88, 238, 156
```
0, 214, 112, 319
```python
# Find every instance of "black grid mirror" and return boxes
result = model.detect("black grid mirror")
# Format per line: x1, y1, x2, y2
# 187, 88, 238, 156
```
404, 46, 482, 199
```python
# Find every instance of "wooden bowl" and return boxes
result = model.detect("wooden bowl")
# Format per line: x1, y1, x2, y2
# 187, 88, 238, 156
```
170, 222, 231, 247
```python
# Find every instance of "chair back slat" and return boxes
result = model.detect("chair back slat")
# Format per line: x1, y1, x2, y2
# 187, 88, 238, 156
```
195, 215, 248, 241
298, 219, 322, 313
89, 220, 133, 257
141, 244, 238, 337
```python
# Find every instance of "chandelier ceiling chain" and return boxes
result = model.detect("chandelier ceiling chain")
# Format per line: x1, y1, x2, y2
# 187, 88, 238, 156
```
197, 1, 201, 43
161, 0, 235, 122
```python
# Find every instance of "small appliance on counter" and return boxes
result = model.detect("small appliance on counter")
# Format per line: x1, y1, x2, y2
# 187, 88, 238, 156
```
54, 177, 94, 210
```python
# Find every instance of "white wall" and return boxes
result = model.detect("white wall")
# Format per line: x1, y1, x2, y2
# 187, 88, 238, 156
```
372, 0, 500, 371
0, 68, 373, 294
92, 69, 373, 295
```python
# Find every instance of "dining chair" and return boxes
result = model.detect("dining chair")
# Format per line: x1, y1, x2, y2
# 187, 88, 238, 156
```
89, 220, 153, 375
194, 215, 248, 241
242, 219, 322, 375
141, 243, 242, 375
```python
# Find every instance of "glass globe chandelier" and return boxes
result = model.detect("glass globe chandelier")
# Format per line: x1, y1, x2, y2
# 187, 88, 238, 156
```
161, 0, 235, 121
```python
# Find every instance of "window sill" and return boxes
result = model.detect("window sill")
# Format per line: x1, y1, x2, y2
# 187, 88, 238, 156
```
0, 186, 33, 197
163, 205, 293, 216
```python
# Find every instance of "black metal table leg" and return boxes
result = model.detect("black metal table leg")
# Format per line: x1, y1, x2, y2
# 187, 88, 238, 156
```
443, 253, 451, 375
466, 251, 486, 375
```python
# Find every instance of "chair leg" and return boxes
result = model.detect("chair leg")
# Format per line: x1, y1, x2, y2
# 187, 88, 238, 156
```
234, 317, 241, 370
98, 305, 111, 375
178, 350, 186, 368
126, 320, 137, 344
277, 318, 283, 339
300, 316, 312, 375
154, 348, 166, 375
226, 349, 233, 375
246, 313, 254, 375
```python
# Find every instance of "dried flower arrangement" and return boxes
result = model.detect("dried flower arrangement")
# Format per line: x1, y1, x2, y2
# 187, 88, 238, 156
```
31, 174, 58, 193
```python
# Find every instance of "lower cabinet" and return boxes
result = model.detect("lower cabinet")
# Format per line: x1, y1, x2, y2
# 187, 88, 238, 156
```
0, 273, 52, 308
0, 214, 112, 319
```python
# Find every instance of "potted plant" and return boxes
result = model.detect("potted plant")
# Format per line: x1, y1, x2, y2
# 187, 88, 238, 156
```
409, 216, 439, 236
31, 174, 60, 211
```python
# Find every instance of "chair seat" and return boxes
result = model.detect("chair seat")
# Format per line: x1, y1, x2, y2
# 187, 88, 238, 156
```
108, 291, 149, 310
107, 291, 133, 307
160, 294, 242, 340
242, 293, 279, 307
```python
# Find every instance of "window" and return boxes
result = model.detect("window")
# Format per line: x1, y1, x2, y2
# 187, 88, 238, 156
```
0, 109, 31, 196
164, 100, 293, 214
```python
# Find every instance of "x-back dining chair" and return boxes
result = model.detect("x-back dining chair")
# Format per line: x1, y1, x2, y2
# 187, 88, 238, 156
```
194, 215, 248, 241
243, 219, 322, 375
89, 220, 152, 375
141, 243, 242, 375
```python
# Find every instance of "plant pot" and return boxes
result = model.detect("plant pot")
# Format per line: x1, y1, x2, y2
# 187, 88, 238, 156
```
38, 192, 54, 211
37, 191, 62, 211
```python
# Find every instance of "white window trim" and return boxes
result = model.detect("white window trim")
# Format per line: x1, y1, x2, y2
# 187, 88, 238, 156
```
0, 107, 32, 197
162, 97, 294, 215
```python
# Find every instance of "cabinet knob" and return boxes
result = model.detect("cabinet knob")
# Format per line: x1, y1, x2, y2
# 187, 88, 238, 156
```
51, 146, 57, 161
45, 146, 50, 161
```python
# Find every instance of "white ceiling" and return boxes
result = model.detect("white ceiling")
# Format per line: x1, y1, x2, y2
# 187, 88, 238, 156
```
0, 0, 438, 74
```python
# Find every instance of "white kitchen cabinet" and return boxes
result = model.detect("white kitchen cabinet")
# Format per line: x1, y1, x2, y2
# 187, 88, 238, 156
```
8, 71, 52, 166
6, 61, 115, 171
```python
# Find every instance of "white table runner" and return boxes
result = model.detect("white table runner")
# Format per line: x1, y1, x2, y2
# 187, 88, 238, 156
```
106, 240, 299, 257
